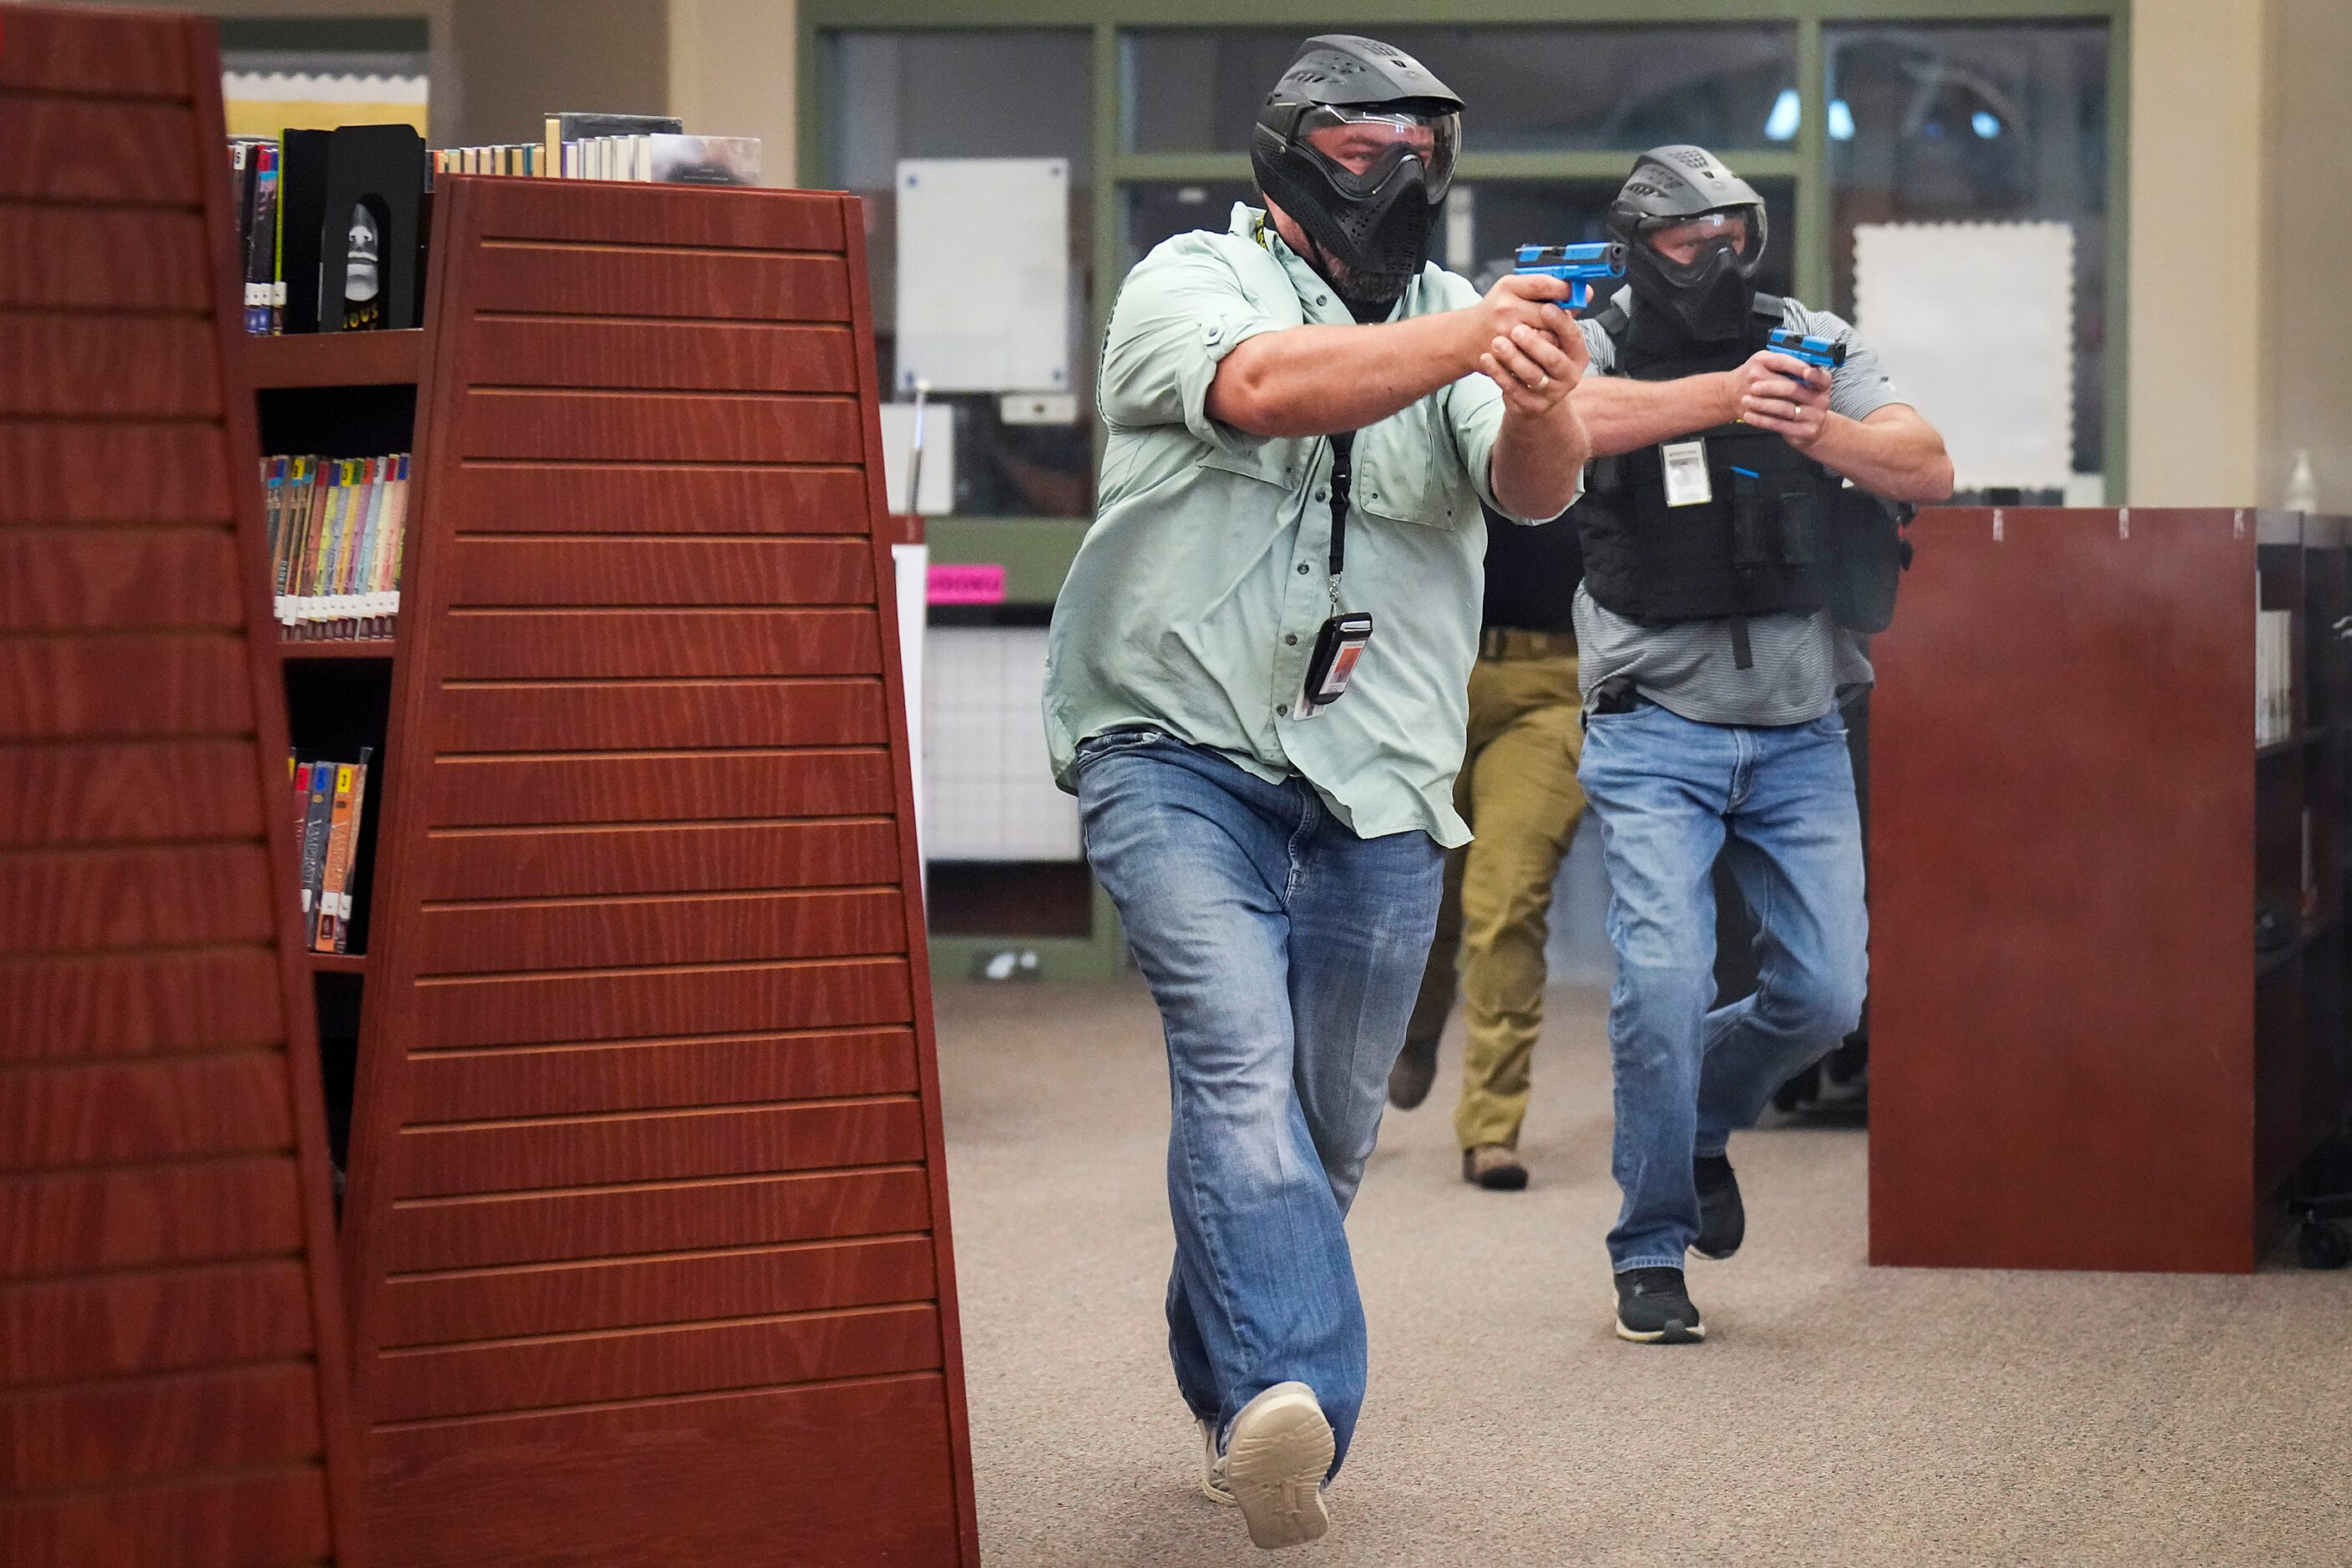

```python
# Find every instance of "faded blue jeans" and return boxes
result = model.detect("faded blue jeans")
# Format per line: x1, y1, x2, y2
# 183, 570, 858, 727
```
1075, 730, 1443, 1471
1578, 700, 1868, 1272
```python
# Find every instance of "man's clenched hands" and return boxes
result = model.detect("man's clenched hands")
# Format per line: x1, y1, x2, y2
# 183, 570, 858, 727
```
1464, 274, 1591, 417
1722, 350, 1831, 449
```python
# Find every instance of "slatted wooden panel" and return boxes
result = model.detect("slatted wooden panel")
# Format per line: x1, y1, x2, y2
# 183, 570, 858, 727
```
0, 8, 362, 1565
337, 178, 979, 1566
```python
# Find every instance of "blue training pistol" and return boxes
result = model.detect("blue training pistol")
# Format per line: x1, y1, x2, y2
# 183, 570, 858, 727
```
1766, 327, 1848, 370
1512, 242, 1628, 312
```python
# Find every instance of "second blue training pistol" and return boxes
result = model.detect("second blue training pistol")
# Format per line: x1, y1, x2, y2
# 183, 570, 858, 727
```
1512, 242, 1628, 312
1766, 327, 1848, 371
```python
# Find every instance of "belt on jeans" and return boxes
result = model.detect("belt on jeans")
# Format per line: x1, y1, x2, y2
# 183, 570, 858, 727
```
1479, 626, 1577, 661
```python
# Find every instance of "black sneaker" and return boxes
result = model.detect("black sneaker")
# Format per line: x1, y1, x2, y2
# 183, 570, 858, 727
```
1613, 1267, 1705, 1344
1693, 1154, 1745, 1261
1388, 1032, 1439, 1110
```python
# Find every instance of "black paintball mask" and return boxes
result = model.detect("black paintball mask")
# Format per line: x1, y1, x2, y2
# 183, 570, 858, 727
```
1250, 34, 1462, 312
1607, 144, 1769, 343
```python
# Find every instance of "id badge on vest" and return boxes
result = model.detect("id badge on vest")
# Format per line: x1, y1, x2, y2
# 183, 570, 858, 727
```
1662, 438, 1713, 508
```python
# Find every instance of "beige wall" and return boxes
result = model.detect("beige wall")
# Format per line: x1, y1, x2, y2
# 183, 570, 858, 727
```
2126, 0, 2271, 507
667, 0, 797, 187
451, 0, 669, 149
2262, 0, 2352, 512
2129, 0, 2352, 510
82, 0, 792, 177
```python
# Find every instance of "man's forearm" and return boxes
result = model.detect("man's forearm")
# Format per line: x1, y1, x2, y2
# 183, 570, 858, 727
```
1570, 372, 1731, 458
1808, 411, 1955, 504
1207, 314, 1480, 438
1490, 402, 1591, 520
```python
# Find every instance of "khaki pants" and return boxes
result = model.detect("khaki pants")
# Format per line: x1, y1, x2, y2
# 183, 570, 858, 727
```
1408, 636, 1586, 1151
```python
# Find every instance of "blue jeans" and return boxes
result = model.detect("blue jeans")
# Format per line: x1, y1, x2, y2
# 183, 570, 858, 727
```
1075, 731, 1443, 1471
1577, 701, 1868, 1272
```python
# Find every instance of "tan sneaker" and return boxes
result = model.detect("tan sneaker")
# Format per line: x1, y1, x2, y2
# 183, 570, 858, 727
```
1462, 1143, 1529, 1191
1225, 1382, 1333, 1550
1198, 1416, 1236, 1506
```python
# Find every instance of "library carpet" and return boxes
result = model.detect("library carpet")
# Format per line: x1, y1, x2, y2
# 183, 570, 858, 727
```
934, 979, 2352, 1567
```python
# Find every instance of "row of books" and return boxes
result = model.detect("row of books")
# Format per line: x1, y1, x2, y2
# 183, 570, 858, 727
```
265, 453, 410, 642
292, 749, 373, 954
433, 130, 759, 186
2258, 606, 2295, 746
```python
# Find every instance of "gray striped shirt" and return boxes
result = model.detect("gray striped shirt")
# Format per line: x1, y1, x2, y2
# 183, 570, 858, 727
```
1570, 293, 1904, 727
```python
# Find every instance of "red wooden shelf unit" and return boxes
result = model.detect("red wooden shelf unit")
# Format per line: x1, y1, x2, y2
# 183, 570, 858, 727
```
0, 8, 366, 1564
1869, 508, 2351, 1273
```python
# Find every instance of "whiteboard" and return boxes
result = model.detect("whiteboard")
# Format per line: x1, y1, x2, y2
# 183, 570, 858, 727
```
1852, 221, 2075, 490
895, 158, 1070, 394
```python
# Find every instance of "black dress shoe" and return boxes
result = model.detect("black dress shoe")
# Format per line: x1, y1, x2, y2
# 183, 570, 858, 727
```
1693, 1154, 1745, 1261
1387, 1033, 1439, 1110
1462, 1144, 1528, 1191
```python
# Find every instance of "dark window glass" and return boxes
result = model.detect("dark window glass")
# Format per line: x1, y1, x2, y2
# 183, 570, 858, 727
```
823, 31, 1095, 517
1125, 180, 1259, 273
1124, 27, 1798, 154
1826, 23, 2110, 475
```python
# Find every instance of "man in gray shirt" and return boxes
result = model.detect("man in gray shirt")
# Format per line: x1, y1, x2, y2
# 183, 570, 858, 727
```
1564, 146, 1953, 1344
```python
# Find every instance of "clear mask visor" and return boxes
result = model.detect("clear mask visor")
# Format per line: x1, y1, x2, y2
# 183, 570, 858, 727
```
1640, 206, 1767, 281
1298, 104, 1459, 200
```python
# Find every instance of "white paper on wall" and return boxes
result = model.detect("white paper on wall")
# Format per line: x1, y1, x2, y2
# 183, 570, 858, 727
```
1852, 220, 2076, 490
922, 626, 1080, 862
878, 403, 958, 514
890, 543, 928, 864
895, 157, 1070, 394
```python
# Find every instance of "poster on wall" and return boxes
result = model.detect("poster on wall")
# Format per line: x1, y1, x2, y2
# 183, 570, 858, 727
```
895, 157, 1070, 395
1852, 220, 2075, 491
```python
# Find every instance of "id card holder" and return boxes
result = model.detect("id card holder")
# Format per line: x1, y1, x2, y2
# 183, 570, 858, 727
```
1662, 438, 1712, 508
1290, 611, 1374, 721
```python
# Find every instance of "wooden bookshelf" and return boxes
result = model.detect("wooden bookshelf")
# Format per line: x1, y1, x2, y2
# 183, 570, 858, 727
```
0, 8, 364, 1564
306, 952, 369, 974
248, 326, 424, 388
1869, 508, 2352, 1272
280, 637, 397, 660
266, 176, 978, 1565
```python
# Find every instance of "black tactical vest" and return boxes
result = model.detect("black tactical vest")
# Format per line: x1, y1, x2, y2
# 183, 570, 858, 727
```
1574, 295, 1906, 665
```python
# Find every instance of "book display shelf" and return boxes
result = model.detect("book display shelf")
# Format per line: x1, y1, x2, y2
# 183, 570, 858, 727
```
1869, 508, 2352, 1273
0, 8, 363, 1563
258, 180, 979, 1567
10, 9, 978, 1566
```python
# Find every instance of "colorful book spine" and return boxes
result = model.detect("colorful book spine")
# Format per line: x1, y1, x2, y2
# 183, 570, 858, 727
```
298, 761, 333, 920
313, 761, 358, 952
291, 758, 314, 913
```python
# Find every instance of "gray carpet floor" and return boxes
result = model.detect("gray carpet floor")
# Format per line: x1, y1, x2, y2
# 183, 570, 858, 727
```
932, 979, 2352, 1567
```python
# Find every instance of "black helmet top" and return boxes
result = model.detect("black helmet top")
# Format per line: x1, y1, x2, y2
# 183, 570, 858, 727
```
1608, 144, 1768, 235
1608, 145, 1769, 343
1261, 33, 1463, 114
1251, 35, 1463, 310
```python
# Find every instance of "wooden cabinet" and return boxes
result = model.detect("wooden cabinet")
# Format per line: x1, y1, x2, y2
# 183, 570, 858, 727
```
1869, 507, 2352, 1272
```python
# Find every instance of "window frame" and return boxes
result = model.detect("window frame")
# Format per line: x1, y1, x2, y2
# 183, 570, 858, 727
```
802, 0, 2132, 514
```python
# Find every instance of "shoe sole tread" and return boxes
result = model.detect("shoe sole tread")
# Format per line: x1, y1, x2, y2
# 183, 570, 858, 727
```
1227, 1385, 1333, 1550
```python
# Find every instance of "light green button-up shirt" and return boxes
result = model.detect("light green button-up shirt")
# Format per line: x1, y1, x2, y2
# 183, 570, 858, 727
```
1044, 203, 1570, 847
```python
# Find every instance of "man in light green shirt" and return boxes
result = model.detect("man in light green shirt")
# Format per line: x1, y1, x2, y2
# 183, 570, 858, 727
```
1041, 34, 1590, 1552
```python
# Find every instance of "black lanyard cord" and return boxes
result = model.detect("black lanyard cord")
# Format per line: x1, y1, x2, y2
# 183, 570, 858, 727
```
1328, 432, 1355, 588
